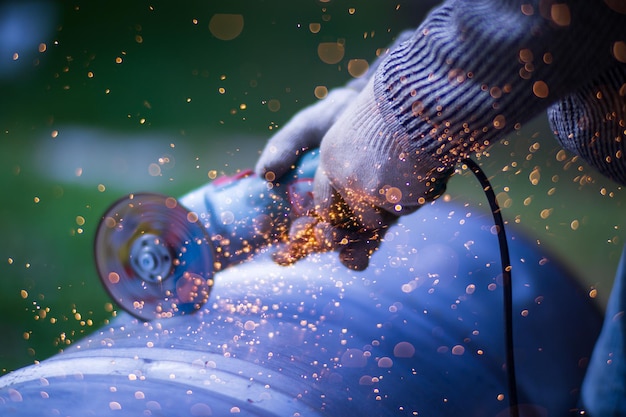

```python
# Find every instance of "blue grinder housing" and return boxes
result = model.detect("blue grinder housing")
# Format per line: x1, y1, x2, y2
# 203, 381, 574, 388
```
94, 151, 319, 320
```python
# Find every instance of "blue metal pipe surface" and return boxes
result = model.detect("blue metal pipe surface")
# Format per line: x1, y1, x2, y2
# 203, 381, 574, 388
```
0, 200, 601, 416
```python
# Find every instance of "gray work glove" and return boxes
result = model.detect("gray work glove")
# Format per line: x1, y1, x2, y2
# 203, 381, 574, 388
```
255, 29, 415, 180
255, 87, 359, 180
260, 77, 451, 270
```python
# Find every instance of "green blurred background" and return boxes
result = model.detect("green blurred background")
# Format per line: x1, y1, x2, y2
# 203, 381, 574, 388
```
1, 0, 624, 374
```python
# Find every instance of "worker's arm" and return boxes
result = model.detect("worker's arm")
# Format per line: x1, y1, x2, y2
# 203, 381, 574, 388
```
258, 0, 626, 269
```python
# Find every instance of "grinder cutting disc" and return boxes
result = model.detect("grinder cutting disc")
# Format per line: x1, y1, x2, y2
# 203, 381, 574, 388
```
94, 193, 214, 321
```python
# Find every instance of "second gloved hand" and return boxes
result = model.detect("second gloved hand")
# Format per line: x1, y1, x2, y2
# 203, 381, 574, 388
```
276, 77, 453, 270
255, 87, 359, 181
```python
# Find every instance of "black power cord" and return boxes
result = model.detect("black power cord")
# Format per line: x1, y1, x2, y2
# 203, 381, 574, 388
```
462, 158, 519, 417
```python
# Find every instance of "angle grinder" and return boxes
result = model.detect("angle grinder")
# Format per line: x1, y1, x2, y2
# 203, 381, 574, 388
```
94, 150, 318, 321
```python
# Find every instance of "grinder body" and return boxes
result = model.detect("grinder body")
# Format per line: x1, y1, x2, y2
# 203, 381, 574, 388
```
95, 151, 318, 320
180, 150, 317, 268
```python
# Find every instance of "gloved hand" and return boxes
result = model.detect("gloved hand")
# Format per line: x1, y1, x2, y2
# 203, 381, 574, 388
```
268, 77, 452, 270
255, 87, 359, 181
255, 29, 416, 181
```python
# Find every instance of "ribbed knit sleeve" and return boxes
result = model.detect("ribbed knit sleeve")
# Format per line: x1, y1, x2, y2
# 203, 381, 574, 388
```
548, 65, 626, 183
373, 0, 626, 179
346, 30, 414, 92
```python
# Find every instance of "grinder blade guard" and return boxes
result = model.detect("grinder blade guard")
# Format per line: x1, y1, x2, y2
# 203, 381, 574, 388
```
95, 150, 319, 321
94, 193, 214, 320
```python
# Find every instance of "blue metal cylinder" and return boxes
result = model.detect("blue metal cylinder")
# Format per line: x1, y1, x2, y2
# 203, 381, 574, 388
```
0, 199, 602, 416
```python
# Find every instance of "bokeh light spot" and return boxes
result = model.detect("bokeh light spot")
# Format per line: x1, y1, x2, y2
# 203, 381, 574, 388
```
604, 0, 626, 14
209, 14, 244, 41
550, 4, 571, 26
533, 81, 549, 98
318, 42, 345, 64
347, 59, 369, 78
267, 99, 280, 112
493, 115, 506, 129
393, 341, 415, 358
451, 345, 465, 355
314, 85, 328, 99
613, 41, 626, 63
